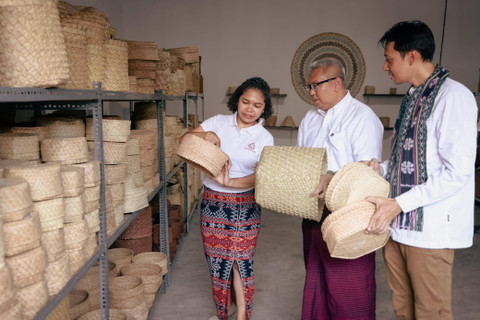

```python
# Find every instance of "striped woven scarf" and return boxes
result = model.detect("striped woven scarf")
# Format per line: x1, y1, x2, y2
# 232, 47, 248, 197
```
386, 65, 449, 231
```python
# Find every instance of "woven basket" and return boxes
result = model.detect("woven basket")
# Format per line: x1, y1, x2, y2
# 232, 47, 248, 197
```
0, 264, 16, 310
41, 137, 88, 164
126, 139, 140, 156
175, 134, 229, 177
265, 115, 277, 127
109, 275, 146, 310
325, 162, 390, 212
105, 164, 127, 185
33, 197, 65, 231
60, 21, 89, 90
78, 309, 127, 320
121, 262, 162, 294
85, 199, 100, 213
168, 46, 199, 64
74, 261, 117, 293
85, 118, 131, 143
3, 211, 41, 256
322, 201, 390, 259
86, 43, 105, 85
67, 247, 86, 274
4, 162, 63, 201
141, 164, 154, 181
108, 248, 134, 273
6, 245, 46, 289
126, 40, 159, 61
41, 227, 66, 263
69, 289, 90, 320
97, 141, 127, 165
113, 235, 152, 256
16, 278, 48, 319
0, 0, 69, 88
125, 171, 145, 189
61, 165, 85, 197
119, 206, 152, 240
128, 60, 157, 79
123, 192, 149, 214
44, 118, 85, 138
131, 102, 158, 122
0, 299, 22, 320
64, 193, 85, 223
84, 233, 97, 259
0, 177, 32, 222
106, 183, 125, 202
84, 185, 100, 202
84, 209, 100, 234
64, 219, 88, 250
0, 133, 39, 160
129, 129, 155, 151
132, 251, 168, 276
45, 294, 70, 320
71, 160, 100, 187
103, 39, 130, 92
255, 146, 328, 221
11, 126, 48, 142
44, 251, 71, 295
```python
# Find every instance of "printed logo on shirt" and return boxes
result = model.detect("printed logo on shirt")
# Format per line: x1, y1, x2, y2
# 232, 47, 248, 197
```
245, 143, 256, 153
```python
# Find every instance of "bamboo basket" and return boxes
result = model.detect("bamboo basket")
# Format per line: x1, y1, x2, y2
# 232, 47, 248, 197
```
3, 211, 41, 257
0, 177, 33, 222
6, 245, 47, 289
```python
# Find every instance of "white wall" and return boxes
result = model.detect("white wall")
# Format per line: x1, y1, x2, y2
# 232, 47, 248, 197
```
71, 0, 480, 158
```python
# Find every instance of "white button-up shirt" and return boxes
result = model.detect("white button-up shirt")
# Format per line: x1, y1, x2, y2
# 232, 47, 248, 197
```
297, 91, 383, 171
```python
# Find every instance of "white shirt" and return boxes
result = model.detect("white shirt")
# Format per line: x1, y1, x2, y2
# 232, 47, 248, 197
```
379, 78, 478, 249
200, 113, 274, 193
297, 91, 383, 171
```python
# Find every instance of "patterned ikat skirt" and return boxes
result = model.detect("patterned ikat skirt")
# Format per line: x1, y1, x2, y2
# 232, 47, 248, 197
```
200, 186, 261, 320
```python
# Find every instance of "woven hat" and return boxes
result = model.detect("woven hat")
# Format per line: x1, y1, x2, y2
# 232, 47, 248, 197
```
255, 146, 328, 221
61, 165, 85, 197
321, 201, 390, 259
280, 116, 296, 128
291, 32, 366, 104
175, 134, 229, 177
325, 162, 390, 212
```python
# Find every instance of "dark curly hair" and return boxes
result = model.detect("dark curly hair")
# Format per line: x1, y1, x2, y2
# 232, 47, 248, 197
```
227, 77, 273, 120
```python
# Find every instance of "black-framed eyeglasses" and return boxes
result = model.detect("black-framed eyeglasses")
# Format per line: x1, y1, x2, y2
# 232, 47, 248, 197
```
304, 77, 337, 92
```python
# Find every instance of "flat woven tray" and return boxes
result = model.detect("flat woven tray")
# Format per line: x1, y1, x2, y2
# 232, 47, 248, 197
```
255, 146, 327, 222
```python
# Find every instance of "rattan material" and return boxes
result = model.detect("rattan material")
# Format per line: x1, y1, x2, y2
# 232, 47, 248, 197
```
6, 245, 46, 289
121, 262, 162, 294
78, 309, 127, 320
84, 233, 97, 259
88, 141, 127, 165
106, 183, 125, 202
175, 134, 229, 177
114, 204, 125, 227
0, 221, 3, 268
4, 162, 63, 201
86, 118, 131, 143
84, 185, 100, 202
123, 191, 149, 213
114, 301, 149, 320
131, 102, 157, 122
265, 115, 277, 127
84, 209, 100, 234
41, 227, 66, 263
321, 201, 391, 259
64, 193, 85, 223
67, 247, 86, 274
0, 133, 39, 160
84, 199, 100, 213
132, 251, 168, 276
136, 78, 155, 94
109, 275, 147, 310
61, 165, 85, 197
60, 22, 89, 90
126, 40, 159, 61
325, 162, 391, 212
44, 251, 70, 295
141, 164, 154, 181
255, 146, 328, 221
45, 294, 70, 320
71, 160, 100, 187
129, 129, 155, 151
108, 248, 134, 273
33, 197, 65, 231
125, 171, 145, 189
0, 0, 69, 88
105, 164, 127, 185
126, 139, 140, 156
11, 126, 48, 142
64, 219, 88, 250
86, 43, 105, 85
103, 39, 130, 92
41, 137, 88, 164
69, 289, 90, 320
0, 299, 22, 320
43, 118, 85, 138
3, 211, 41, 256
74, 261, 116, 292
16, 279, 48, 320
0, 177, 32, 222
128, 59, 157, 79
167, 46, 199, 64
0, 264, 16, 310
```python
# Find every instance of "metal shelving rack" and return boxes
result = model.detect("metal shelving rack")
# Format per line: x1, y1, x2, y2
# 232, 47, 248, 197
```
0, 85, 167, 320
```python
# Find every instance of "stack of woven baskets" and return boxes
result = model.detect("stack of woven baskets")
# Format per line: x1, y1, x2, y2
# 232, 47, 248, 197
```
127, 40, 159, 94
129, 129, 156, 196
134, 118, 160, 191
114, 205, 153, 255
156, 49, 186, 96
167, 46, 202, 93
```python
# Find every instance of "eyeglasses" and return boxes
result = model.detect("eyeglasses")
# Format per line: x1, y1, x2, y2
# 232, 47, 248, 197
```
304, 77, 337, 92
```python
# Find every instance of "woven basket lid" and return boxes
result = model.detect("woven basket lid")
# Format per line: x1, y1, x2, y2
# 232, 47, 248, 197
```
64, 193, 85, 223
255, 146, 328, 221
43, 118, 85, 138
321, 201, 390, 259
325, 162, 390, 212
175, 134, 229, 177
0, 177, 33, 222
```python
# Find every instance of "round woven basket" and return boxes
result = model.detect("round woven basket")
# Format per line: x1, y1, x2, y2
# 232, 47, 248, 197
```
44, 251, 71, 295
67, 247, 86, 274
0, 0, 69, 88
0, 264, 16, 310
86, 43, 105, 85
126, 171, 145, 189
43, 118, 85, 138
64, 193, 85, 223
264, 115, 277, 127
41, 137, 88, 164
78, 308, 127, 320
71, 160, 100, 187
175, 134, 230, 177
106, 182, 125, 202
129, 129, 155, 151
85, 199, 100, 213
6, 245, 46, 289
11, 126, 47, 142
126, 139, 140, 156
74, 261, 117, 293
84, 185, 100, 202
108, 248, 134, 274
61, 165, 85, 197
113, 235, 152, 256
105, 164, 127, 185
255, 146, 328, 222
95, 141, 127, 165
84, 209, 100, 234
33, 197, 65, 231
4, 162, 63, 201
0, 299, 22, 320
109, 275, 146, 309
131, 102, 157, 122
41, 227, 66, 263
126, 154, 141, 174
16, 278, 48, 319
123, 191, 149, 214
64, 219, 88, 250
85, 118, 131, 143
131, 251, 168, 276
121, 262, 162, 294
325, 162, 390, 212
0, 133, 39, 160
69, 289, 90, 320
141, 164, 154, 182
84, 233, 97, 259
3, 211, 41, 257
0, 177, 32, 222
321, 201, 390, 259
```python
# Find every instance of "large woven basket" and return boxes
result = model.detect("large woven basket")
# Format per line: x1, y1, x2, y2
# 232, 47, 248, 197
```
321, 201, 390, 259
16, 278, 49, 319
41, 227, 66, 263
255, 146, 328, 222
109, 275, 147, 310
41, 137, 88, 164
0, 177, 33, 222
71, 160, 100, 187
61, 165, 85, 197
126, 40, 159, 61
33, 197, 65, 231
119, 205, 152, 240
0, 133, 39, 161
60, 21, 89, 90
44, 251, 71, 295
325, 162, 390, 212
175, 134, 229, 177
6, 245, 46, 289
11, 126, 48, 142
85, 118, 131, 143
103, 39, 130, 92
3, 211, 41, 256
132, 252, 168, 276
43, 118, 85, 138
113, 235, 152, 256
105, 164, 127, 185
0, 0, 69, 88
121, 262, 162, 294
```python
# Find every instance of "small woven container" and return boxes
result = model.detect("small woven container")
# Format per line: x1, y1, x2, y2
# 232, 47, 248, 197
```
6, 245, 47, 289
78, 309, 127, 320
256, 146, 328, 221
121, 262, 162, 294
44, 118, 85, 138
0, 0, 69, 88
127, 40, 159, 61
84, 185, 100, 202
119, 206, 151, 242
67, 247, 86, 274
105, 164, 127, 185
325, 162, 390, 212
321, 201, 391, 259
113, 235, 152, 256
106, 183, 125, 202
0, 177, 33, 222
71, 161, 100, 187
126, 155, 141, 173
85, 118, 131, 143
84, 209, 100, 234
33, 197, 65, 231
61, 165, 85, 197
84, 233, 97, 259
4, 162, 63, 201
126, 139, 140, 156
0, 133, 39, 160
41, 227, 66, 263
85, 199, 100, 213
109, 275, 146, 309
108, 248, 134, 274
64, 219, 88, 250
64, 193, 85, 223
16, 278, 48, 319
175, 134, 230, 177
95, 141, 127, 165
3, 211, 41, 256
44, 251, 71, 295
69, 289, 90, 320
132, 252, 168, 276
41, 137, 88, 164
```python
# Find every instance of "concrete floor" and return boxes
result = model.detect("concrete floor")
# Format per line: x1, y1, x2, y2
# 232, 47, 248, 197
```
149, 208, 480, 320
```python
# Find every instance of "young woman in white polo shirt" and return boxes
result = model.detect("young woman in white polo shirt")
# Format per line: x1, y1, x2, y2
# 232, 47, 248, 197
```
182, 77, 274, 320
